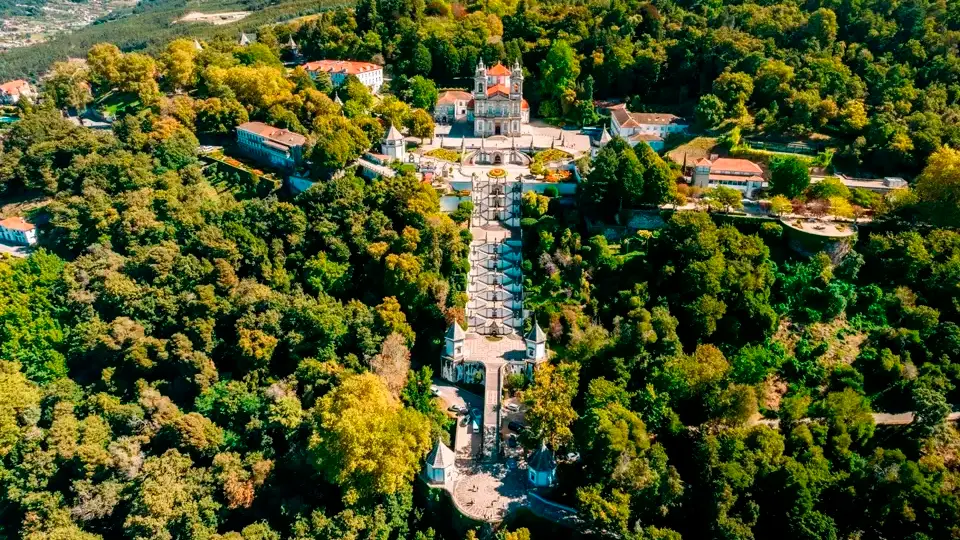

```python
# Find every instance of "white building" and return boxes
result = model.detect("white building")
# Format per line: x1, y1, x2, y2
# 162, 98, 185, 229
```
692, 157, 765, 198
434, 60, 530, 136
434, 90, 474, 124
236, 121, 307, 171
302, 60, 384, 94
0, 217, 37, 246
608, 104, 688, 152
527, 441, 556, 487
0, 80, 36, 105
424, 438, 457, 486
382, 124, 406, 162
238, 32, 256, 46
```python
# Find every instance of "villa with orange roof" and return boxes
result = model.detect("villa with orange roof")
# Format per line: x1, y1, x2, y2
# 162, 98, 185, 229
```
302, 60, 384, 94
435, 60, 529, 137
236, 121, 308, 172
0, 79, 37, 105
0, 217, 37, 246
608, 104, 689, 151
692, 157, 766, 197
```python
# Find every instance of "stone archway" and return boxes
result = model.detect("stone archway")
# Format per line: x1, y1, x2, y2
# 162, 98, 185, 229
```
494, 153, 503, 165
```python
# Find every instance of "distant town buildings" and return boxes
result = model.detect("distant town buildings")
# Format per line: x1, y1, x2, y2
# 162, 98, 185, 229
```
435, 60, 530, 137
608, 104, 689, 151
238, 32, 256, 46
235, 121, 307, 171
302, 60, 384, 94
0, 79, 36, 104
0, 217, 37, 246
693, 157, 765, 197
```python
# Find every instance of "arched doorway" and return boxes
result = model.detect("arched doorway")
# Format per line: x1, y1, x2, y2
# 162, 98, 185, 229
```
493, 153, 503, 165
495, 124, 501, 136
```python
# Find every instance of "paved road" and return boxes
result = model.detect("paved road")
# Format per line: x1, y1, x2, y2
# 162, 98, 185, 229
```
753, 410, 960, 428
0, 243, 30, 258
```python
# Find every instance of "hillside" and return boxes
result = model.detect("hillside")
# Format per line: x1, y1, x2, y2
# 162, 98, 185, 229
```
0, 0, 350, 80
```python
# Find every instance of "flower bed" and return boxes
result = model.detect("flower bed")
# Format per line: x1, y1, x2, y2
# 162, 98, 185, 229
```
488, 168, 507, 179
425, 148, 461, 162
532, 149, 573, 165
544, 169, 572, 183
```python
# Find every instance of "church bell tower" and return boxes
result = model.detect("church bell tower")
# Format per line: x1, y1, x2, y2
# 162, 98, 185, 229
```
510, 59, 523, 99
474, 59, 487, 99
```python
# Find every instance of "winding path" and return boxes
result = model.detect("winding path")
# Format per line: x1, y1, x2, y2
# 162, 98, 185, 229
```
753, 410, 960, 428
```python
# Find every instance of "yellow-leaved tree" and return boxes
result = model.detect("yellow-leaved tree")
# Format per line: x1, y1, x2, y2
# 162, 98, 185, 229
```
0, 361, 40, 457
309, 372, 431, 503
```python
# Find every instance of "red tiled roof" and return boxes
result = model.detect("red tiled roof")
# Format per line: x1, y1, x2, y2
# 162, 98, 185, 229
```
709, 158, 763, 175
486, 84, 509, 97
521, 98, 529, 110
302, 59, 381, 76
611, 105, 686, 127
0, 216, 35, 232
437, 90, 473, 104
611, 106, 638, 128
0, 79, 31, 96
630, 133, 662, 141
629, 112, 684, 125
487, 63, 511, 76
237, 121, 307, 147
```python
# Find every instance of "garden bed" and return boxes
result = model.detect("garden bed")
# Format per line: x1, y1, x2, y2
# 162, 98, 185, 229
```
532, 149, 573, 165
425, 148, 462, 162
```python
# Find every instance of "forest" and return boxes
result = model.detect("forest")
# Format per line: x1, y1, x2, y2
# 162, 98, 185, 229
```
1, 0, 960, 538
0, 105, 469, 538
518, 173, 960, 537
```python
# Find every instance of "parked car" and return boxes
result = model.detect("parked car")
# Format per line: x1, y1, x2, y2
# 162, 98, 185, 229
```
508, 421, 526, 432
471, 408, 482, 419
448, 404, 465, 414
430, 385, 440, 396
505, 402, 520, 412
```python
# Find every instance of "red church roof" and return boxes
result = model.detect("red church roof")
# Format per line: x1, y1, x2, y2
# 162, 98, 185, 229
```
486, 84, 509, 97
487, 63, 511, 76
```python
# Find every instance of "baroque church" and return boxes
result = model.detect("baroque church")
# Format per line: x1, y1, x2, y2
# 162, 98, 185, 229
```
434, 60, 530, 137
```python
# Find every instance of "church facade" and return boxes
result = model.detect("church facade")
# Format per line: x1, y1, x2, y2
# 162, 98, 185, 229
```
434, 60, 530, 137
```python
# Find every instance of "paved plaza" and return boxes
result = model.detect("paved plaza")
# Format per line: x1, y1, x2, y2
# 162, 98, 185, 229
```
452, 465, 527, 522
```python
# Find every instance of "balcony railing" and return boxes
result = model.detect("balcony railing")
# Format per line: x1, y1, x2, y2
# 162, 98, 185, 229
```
474, 111, 521, 118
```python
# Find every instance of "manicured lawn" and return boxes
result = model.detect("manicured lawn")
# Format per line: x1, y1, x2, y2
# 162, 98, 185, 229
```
95, 91, 141, 118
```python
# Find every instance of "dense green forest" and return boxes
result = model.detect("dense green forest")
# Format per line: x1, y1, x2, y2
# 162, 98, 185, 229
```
519, 179, 960, 537
1, 0, 960, 538
0, 106, 467, 538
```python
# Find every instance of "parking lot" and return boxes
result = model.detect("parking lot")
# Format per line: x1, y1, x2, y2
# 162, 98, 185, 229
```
499, 396, 526, 458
